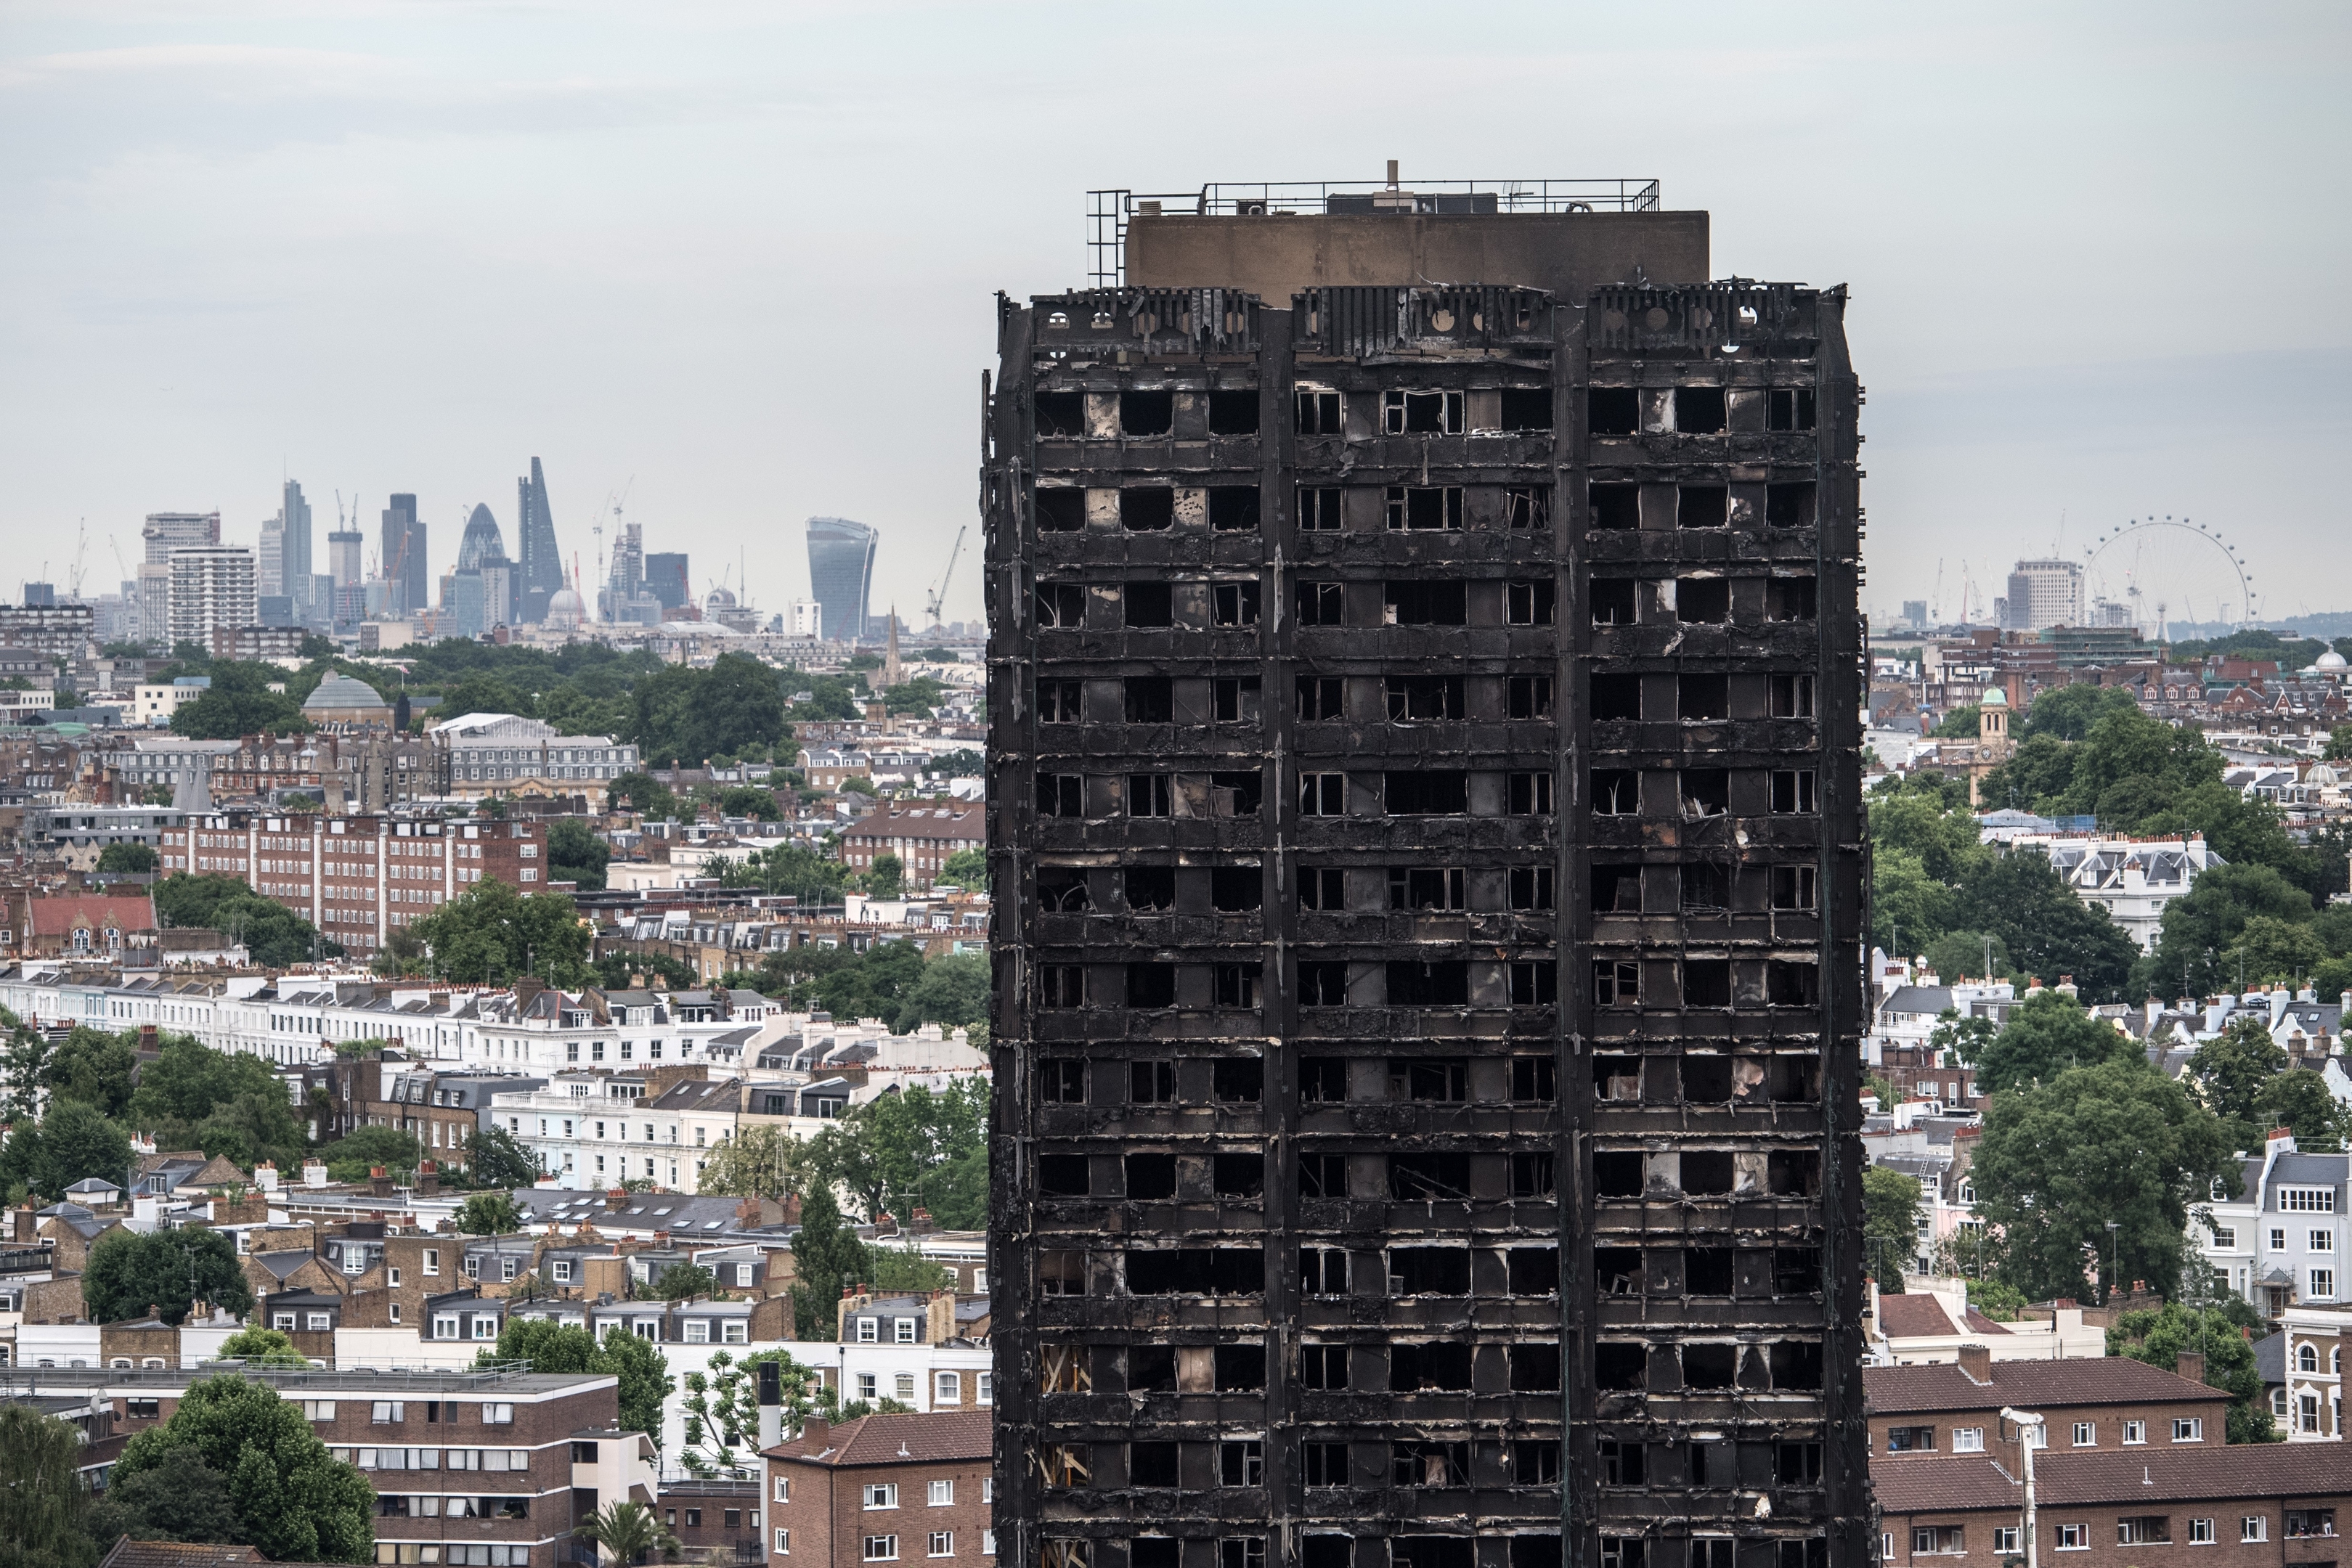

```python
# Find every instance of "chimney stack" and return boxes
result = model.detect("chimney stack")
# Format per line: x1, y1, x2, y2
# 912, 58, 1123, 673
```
2176, 1351, 2206, 1385
1956, 1343, 1993, 1386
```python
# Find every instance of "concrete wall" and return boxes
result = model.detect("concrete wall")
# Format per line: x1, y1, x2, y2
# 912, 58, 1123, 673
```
1126, 210, 1711, 301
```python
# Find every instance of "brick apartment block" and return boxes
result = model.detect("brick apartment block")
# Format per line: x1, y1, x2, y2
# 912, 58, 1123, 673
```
1868, 1344, 2232, 1470
765, 1410, 994, 1568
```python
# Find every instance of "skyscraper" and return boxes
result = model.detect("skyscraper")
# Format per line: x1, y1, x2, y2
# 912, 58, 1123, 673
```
381, 494, 427, 616
2002, 558, 2083, 631
987, 181, 1865, 1568
646, 552, 691, 613
452, 504, 513, 634
514, 457, 565, 624
805, 517, 877, 642
281, 480, 314, 613
327, 528, 365, 588
142, 512, 220, 564
457, 504, 505, 571
168, 546, 257, 648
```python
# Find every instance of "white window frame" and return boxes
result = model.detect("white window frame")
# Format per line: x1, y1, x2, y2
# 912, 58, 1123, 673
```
2122, 1420, 2146, 1445
1951, 1427, 1984, 1453
1993, 1530, 2019, 1554
776, 1532, 791, 1556
775, 1477, 792, 1503
928, 1480, 954, 1506
2173, 1417, 2204, 1442
896, 1318, 917, 1344
864, 1483, 899, 1511
2071, 1421, 2094, 1447
2056, 1524, 2089, 1551
2243, 1519, 2268, 1543
866, 1538, 900, 1564
2187, 1519, 2215, 1545
936, 1373, 961, 1405
858, 1317, 879, 1344
929, 1535, 954, 1558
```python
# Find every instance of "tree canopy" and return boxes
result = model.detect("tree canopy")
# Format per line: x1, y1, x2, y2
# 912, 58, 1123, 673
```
0, 1099, 134, 1204
1862, 1166, 1924, 1290
547, 818, 611, 890
0, 1404, 99, 1568
408, 878, 593, 986
155, 871, 337, 969
1966, 989, 2144, 1096
480, 1320, 672, 1444
789, 1185, 870, 1339
2109, 1302, 2280, 1443
85, 1228, 255, 1326
625, 653, 789, 768
168, 661, 307, 740
813, 1077, 988, 1228
111, 1373, 375, 1561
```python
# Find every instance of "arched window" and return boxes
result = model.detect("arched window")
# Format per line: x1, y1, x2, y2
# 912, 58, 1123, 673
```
2299, 1344, 2320, 1373
70, 928, 89, 953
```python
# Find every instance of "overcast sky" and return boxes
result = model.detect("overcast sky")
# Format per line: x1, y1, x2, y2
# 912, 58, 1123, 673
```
4, 1, 2345, 632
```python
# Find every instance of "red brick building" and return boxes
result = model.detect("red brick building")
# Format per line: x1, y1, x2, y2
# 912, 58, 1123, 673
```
1867, 1345, 2233, 1469
764, 1410, 993, 1568
838, 804, 983, 892
1876, 1444, 2352, 1568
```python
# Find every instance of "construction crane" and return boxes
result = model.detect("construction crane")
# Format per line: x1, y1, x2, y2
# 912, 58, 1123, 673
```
68, 520, 88, 600
924, 525, 967, 626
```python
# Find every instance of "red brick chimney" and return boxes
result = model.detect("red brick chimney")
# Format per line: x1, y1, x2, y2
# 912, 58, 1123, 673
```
369, 1167, 391, 1197
2176, 1351, 2206, 1384
802, 1416, 830, 1452
416, 1160, 439, 1197
1956, 1344, 1992, 1385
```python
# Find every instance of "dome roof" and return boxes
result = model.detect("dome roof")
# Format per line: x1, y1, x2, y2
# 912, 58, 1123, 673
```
2316, 648, 2348, 671
706, 585, 737, 608
302, 674, 390, 712
1980, 687, 2008, 706
548, 587, 585, 627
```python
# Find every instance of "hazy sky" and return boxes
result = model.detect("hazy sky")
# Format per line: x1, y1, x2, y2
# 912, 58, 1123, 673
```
4, 1, 2346, 632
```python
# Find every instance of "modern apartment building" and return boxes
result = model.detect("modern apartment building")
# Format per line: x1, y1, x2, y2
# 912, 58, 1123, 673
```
166, 544, 259, 648
2001, 558, 2084, 632
986, 179, 1866, 1568
142, 510, 221, 563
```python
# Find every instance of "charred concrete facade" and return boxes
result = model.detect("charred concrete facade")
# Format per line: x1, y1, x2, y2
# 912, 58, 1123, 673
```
986, 197, 1867, 1568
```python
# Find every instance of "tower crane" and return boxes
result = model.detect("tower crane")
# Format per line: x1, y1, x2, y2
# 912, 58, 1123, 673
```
924, 525, 968, 627
68, 520, 88, 600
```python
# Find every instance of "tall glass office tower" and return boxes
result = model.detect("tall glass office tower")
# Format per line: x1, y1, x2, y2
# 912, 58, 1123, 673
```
515, 456, 566, 624
805, 516, 878, 643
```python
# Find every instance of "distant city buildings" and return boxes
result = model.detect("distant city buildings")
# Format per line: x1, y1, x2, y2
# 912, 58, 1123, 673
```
380, 492, 427, 616
515, 455, 565, 624
166, 545, 257, 649
2002, 557, 2085, 632
805, 516, 876, 642
646, 550, 691, 614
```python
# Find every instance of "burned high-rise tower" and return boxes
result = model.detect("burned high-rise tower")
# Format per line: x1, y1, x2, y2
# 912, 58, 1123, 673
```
985, 173, 1868, 1568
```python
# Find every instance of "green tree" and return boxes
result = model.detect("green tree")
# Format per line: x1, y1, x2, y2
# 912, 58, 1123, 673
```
434, 671, 534, 724
1971, 989, 2143, 1097
1863, 1166, 1924, 1290
789, 1185, 870, 1339
0, 1007, 54, 1122
2109, 1302, 2281, 1443
697, 1125, 815, 1202
168, 662, 307, 740
547, 818, 611, 891
111, 1374, 375, 1561
2020, 684, 2143, 741
940, 847, 986, 886
1970, 1058, 2235, 1302
2143, 862, 2315, 999
1926, 1008, 2001, 1066
317, 1125, 421, 1183
866, 852, 906, 900
455, 1191, 526, 1236
408, 878, 593, 986
216, 1326, 311, 1367
574, 1500, 679, 1566
2186, 1017, 2287, 1135
1931, 703, 1982, 740
677, 1349, 826, 1477
480, 1320, 672, 1445
2224, 915, 2329, 989
84, 1228, 256, 1326
892, 951, 989, 1034
1870, 848, 1963, 958
2326, 723, 2352, 762
130, 1034, 303, 1168
723, 844, 846, 906
152, 872, 337, 969
654, 1262, 717, 1300
43, 1026, 137, 1117
86, 1442, 240, 1546
97, 841, 159, 873
610, 771, 677, 820
462, 1125, 542, 1190
626, 653, 788, 767
818, 1077, 989, 1225
0, 1404, 99, 1568
867, 1243, 955, 1293
2256, 1069, 2346, 1151
714, 785, 781, 822
4, 1100, 134, 1202
1956, 849, 2141, 1003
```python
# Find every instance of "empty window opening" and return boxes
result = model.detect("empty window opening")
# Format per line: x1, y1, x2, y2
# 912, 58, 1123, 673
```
1770, 674, 1817, 717
1298, 774, 1346, 815
1768, 960, 1820, 1007
1507, 674, 1553, 719
1510, 1246, 1562, 1296
1679, 486, 1729, 528
1680, 674, 1729, 722
1124, 582, 1172, 627
1386, 961, 1470, 1006
1682, 1151, 1735, 1196
1120, 391, 1173, 436
1388, 867, 1465, 911
1207, 390, 1258, 435
1508, 772, 1555, 814
1766, 482, 1816, 528
1508, 1344, 1563, 1391
1298, 963, 1348, 1007
1385, 389, 1464, 434
1295, 388, 1343, 434
1591, 674, 1642, 722
1296, 674, 1343, 719
1128, 1061, 1176, 1102
1212, 1344, 1266, 1390
1592, 864, 1642, 912
1037, 1061, 1085, 1103
1681, 1058, 1733, 1104
1770, 1341, 1824, 1390
1590, 483, 1640, 529
1499, 388, 1551, 431
1505, 486, 1551, 528
1678, 578, 1730, 623
1037, 1156, 1089, 1196
1300, 1058, 1348, 1104
1298, 1151, 1346, 1195
1034, 392, 1084, 438
1298, 486, 1342, 530
1509, 961, 1556, 1005
1595, 1153, 1644, 1198
1768, 1149, 1820, 1195
1509, 1151, 1557, 1196
1597, 1055, 1640, 1102
1599, 1440, 1645, 1483
1682, 862, 1728, 910
1296, 581, 1346, 625
1385, 486, 1462, 531
1210, 1058, 1262, 1103
1302, 1250, 1348, 1299
1507, 580, 1555, 625
1208, 486, 1260, 532
1391, 1446, 1470, 1492
1686, 1246, 1736, 1295
1593, 769, 1640, 817
1385, 675, 1462, 720
1510, 1443, 1563, 1487
1767, 578, 1818, 621
1675, 386, 1727, 433
1127, 1442, 1178, 1486
1768, 388, 1816, 430
1037, 679, 1081, 722
1213, 963, 1262, 1008
1123, 866, 1174, 912
1123, 679, 1173, 723
1770, 769, 1819, 813
1210, 677, 1261, 723
1124, 1153, 1176, 1199
1388, 1246, 1471, 1292
1595, 1342, 1647, 1390
1592, 579, 1639, 626
1035, 490, 1084, 532
1510, 865, 1555, 909
1589, 388, 1639, 436
1684, 959, 1733, 1008
1213, 1151, 1264, 1196
1388, 1058, 1468, 1101
1039, 1250, 1085, 1294
1390, 1342, 1472, 1391
1210, 867, 1261, 911
1594, 959, 1640, 1006
1037, 867, 1090, 912
1210, 770, 1263, 816
1298, 867, 1346, 910
1511, 1057, 1556, 1102
1127, 1347, 1176, 1392
1036, 774, 1082, 817
1126, 772, 1173, 817
1120, 488, 1174, 531
1126, 964, 1176, 1009
1038, 966, 1086, 1008
1682, 769, 1730, 817
1035, 583, 1084, 627
1770, 865, 1818, 910
1385, 772, 1468, 814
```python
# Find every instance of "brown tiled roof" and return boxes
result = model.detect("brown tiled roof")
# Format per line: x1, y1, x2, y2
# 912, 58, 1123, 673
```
766, 1409, 990, 1468
99, 1542, 270, 1568
1865, 1355, 2225, 1416
1959, 1308, 2013, 1335
28, 894, 156, 936
1876, 1293, 1960, 1338
1871, 1456, 2020, 1514
2036, 1445, 2352, 1505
